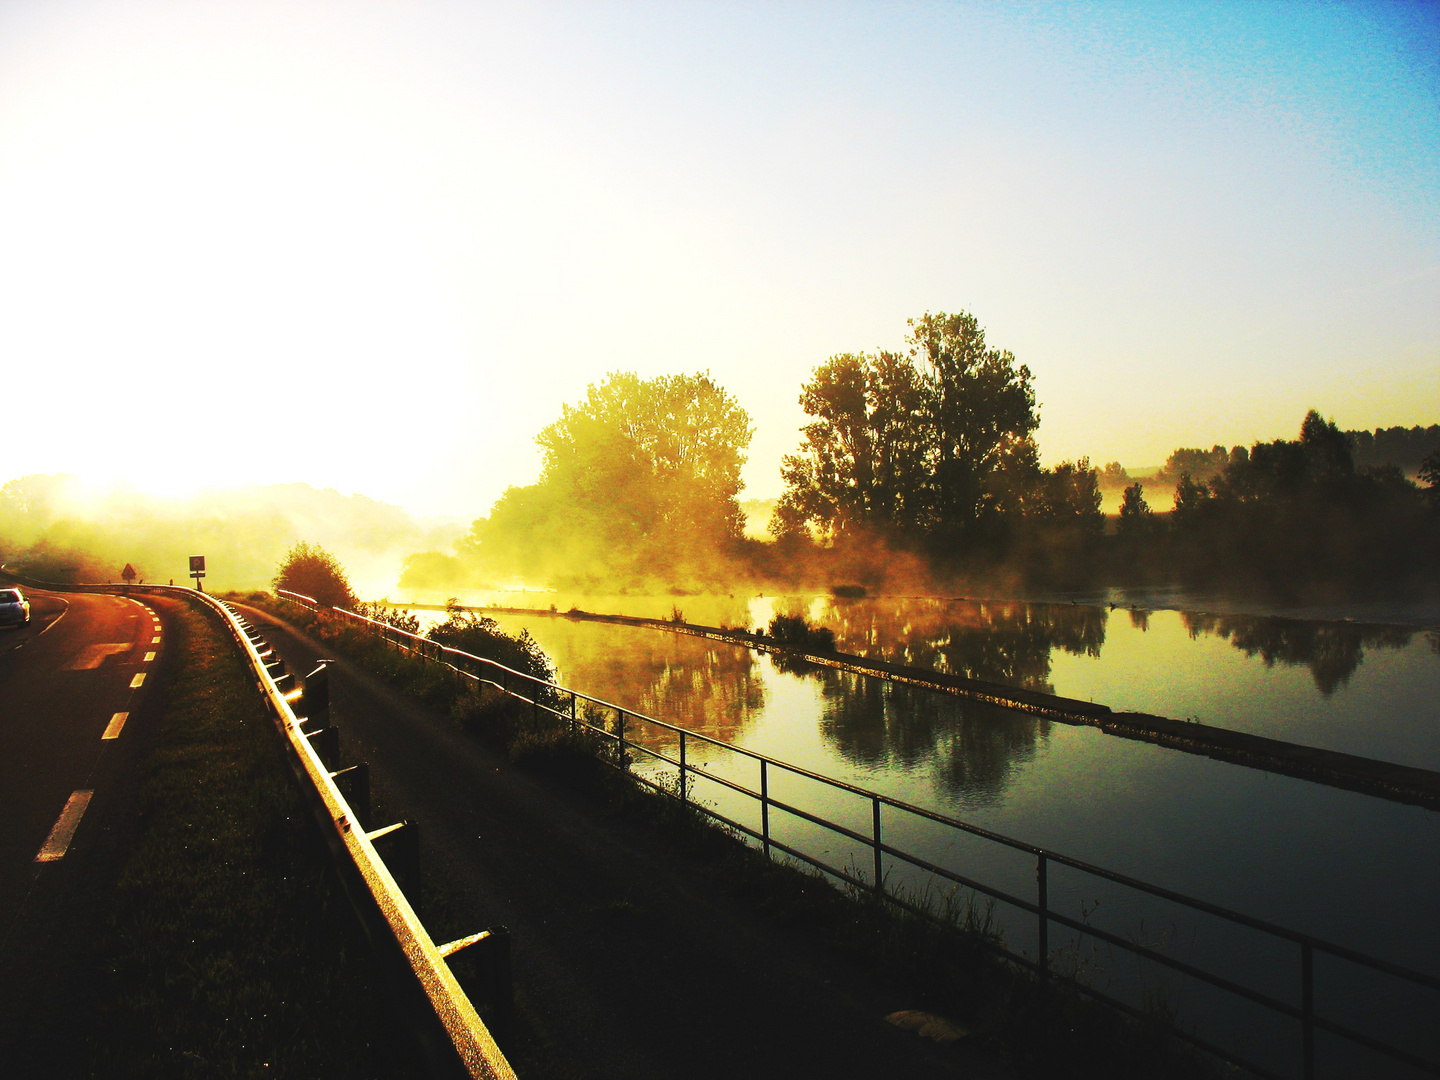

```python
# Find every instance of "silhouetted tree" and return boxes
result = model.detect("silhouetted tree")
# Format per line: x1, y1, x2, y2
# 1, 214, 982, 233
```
772, 350, 929, 539
272, 542, 356, 608
776, 310, 1040, 552
1117, 481, 1156, 538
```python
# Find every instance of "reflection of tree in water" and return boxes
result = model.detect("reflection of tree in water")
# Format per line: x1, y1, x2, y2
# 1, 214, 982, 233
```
816, 670, 1048, 808
809, 596, 1107, 694
548, 624, 766, 741
1180, 612, 1415, 696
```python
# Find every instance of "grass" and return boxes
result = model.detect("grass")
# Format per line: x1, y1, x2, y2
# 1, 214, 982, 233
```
246, 592, 1219, 1079
87, 596, 424, 1079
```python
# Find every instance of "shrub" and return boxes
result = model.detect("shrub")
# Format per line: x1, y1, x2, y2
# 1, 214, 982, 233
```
271, 542, 356, 609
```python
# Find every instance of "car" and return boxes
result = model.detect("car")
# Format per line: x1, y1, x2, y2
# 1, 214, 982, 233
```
0, 588, 31, 627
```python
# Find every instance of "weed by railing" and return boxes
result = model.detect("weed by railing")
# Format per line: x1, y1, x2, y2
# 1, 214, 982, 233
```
279, 590, 1440, 1080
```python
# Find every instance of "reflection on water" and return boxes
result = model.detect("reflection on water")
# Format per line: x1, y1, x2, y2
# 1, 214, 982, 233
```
1180, 611, 1416, 695
499, 619, 766, 742
815, 596, 1106, 693
437, 588, 1425, 699
815, 671, 1048, 806
436, 589, 1440, 767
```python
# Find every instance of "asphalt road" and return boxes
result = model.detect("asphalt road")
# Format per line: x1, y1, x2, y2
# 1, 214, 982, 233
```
0, 587, 168, 1069
241, 603, 1009, 1080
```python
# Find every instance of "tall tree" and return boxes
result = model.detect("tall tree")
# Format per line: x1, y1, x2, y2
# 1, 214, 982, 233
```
464, 371, 753, 586
773, 351, 928, 540
775, 311, 1040, 548
907, 312, 1040, 536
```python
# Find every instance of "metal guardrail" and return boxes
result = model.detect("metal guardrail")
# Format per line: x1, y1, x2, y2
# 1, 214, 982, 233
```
281, 590, 1440, 1080
4, 572, 515, 1080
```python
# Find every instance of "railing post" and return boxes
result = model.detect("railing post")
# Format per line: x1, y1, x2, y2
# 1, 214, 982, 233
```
760, 760, 770, 860
872, 795, 883, 894
616, 709, 626, 762
678, 730, 687, 804
1037, 853, 1049, 976
1302, 941, 1314, 1080
570, 690, 577, 728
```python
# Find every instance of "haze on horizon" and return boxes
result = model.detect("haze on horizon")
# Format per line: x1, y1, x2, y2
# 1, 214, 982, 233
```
1, 0, 1436, 521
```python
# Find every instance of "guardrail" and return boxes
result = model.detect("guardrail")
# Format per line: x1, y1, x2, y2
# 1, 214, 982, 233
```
2, 571, 515, 1080
281, 590, 1440, 1080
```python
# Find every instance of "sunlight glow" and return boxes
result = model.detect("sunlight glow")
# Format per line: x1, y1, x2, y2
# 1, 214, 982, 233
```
0, 1, 1435, 517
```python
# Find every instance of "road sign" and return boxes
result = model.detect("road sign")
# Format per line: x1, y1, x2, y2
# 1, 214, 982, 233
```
189, 555, 206, 574
121, 563, 136, 583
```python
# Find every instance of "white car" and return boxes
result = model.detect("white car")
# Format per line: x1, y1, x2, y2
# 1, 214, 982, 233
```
0, 588, 31, 627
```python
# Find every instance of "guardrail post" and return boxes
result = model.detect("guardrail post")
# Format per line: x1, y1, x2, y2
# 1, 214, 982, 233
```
306, 726, 340, 770
332, 763, 371, 831
372, 822, 422, 917
760, 760, 770, 860
1302, 942, 1314, 1080
872, 795, 883, 894
448, 927, 514, 1053
302, 661, 332, 727
678, 730, 687, 804
615, 708, 626, 763
1037, 853, 1049, 976
570, 690, 577, 728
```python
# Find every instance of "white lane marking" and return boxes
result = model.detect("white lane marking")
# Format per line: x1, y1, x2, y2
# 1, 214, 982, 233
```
102, 712, 128, 740
129, 673, 145, 688
151, 636, 161, 644
35, 596, 71, 638
69, 643, 132, 670
143, 651, 156, 662
35, 791, 93, 862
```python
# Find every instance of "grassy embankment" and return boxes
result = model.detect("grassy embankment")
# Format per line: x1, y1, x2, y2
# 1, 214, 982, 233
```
247, 592, 1217, 1080
87, 594, 422, 1078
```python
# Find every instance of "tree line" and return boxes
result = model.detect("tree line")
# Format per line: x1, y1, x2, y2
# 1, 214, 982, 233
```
421, 310, 1439, 600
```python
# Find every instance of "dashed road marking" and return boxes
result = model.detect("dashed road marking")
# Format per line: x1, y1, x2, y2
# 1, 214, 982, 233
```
151, 636, 161, 644
36, 791, 93, 862
143, 651, 156, 662
102, 712, 128, 740
129, 673, 146, 688
69, 643, 132, 670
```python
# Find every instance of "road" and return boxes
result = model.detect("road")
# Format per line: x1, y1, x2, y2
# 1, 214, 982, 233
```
0, 586, 167, 1069
240, 602, 1008, 1080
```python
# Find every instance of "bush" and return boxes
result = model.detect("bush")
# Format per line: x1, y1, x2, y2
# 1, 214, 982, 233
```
271, 542, 357, 609
767, 613, 836, 651
427, 602, 555, 687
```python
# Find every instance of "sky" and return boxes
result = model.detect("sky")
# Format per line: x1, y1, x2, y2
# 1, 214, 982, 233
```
0, 0, 1436, 521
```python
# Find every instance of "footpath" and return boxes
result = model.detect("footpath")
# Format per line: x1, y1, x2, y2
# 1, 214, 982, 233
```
240, 603, 1012, 1080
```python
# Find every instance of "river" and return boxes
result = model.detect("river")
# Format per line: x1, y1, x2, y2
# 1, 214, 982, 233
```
398, 591, 1439, 1076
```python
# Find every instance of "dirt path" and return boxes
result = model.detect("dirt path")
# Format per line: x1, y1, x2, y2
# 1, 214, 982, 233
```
240, 604, 1012, 1080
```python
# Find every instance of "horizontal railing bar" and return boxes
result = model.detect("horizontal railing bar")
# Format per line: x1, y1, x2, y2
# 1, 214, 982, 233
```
1043, 909, 1304, 1019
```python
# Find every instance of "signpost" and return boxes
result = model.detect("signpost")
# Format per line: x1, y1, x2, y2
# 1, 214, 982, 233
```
189, 555, 206, 593
121, 563, 137, 585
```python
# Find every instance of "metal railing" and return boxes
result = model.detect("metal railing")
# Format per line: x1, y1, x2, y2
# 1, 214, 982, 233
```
283, 590, 1440, 1080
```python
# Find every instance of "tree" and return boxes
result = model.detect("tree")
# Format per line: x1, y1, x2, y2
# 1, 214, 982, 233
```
272, 542, 356, 608
1420, 449, 1440, 508
775, 311, 1040, 548
1170, 473, 1213, 530
1116, 481, 1156, 538
772, 351, 928, 540
1098, 461, 1132, 490
908, 311, 1040, 536
463, 371, 753, 586
1155, 446, 1230, 487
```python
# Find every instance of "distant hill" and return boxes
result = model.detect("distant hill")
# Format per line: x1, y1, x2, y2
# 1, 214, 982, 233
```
0, 475, 461, 597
